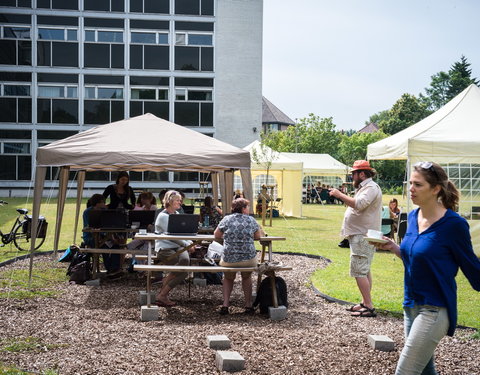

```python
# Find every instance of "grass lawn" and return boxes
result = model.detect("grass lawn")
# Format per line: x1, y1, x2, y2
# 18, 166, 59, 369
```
1, 195, 479, 329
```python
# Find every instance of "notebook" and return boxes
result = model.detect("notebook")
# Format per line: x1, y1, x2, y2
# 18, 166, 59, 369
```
128, 210, 155, 229
166, 214, 200, 236
88, 209, 127, 229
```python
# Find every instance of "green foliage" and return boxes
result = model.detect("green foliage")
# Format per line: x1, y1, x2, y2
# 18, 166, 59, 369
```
337, 131, 387, 167
420, 55, 479, 111
365, 109, 389, 126
262, 114, 342, 158
378, 93, 431, 135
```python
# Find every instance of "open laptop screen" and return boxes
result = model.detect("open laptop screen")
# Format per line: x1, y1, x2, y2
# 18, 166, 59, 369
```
166, 214, 200, 235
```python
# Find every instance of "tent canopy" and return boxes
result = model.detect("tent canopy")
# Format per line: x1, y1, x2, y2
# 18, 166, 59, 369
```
367, 84, 480, 163
37, 113, 251, 172
282, 152, 350, 175
29, 114, 254, 273
243, 140, 303, 170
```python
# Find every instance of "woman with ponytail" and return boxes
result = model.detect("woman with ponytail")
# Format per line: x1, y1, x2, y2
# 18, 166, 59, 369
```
375, 162, 480, 375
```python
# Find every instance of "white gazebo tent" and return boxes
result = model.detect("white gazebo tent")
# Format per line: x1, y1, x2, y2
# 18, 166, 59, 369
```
243, 141, 303, 217
282, 152, 350, 186
367, 84, 480, 255
28, 114, 254, 274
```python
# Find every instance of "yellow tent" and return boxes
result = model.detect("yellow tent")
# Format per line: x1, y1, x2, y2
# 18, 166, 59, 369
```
243, 141, 303, 217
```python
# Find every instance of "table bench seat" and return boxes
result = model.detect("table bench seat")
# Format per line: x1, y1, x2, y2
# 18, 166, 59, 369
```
134, 264, 292, 273
80, 248, 148, 255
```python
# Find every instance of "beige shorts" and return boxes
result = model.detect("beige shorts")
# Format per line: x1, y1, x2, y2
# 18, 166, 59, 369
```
220, 257, 257, 280
348, 234, 375, 278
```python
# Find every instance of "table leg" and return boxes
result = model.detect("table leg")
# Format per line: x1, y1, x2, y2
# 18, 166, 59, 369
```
147, 241, 152, 307
267, 270, 278, 308
257, 242, 267, 292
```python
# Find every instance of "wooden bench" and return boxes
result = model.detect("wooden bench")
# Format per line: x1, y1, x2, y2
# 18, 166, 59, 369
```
80, 248, 148, 277
134, 263, 292, 308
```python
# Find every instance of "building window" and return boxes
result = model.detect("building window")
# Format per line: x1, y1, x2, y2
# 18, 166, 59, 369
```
84, 0, 124, 12
253, 175, 278, 198
37, 84, 78, 124
174, 0, 213, 16
174, 88, 212, 127
84, 86, 124, 124
37, 0, 79, 10
0, 83, 31, 123
38, 27, 77, 41
130, 44, 168, 70
0, 141, 31, 180
130, 87, 169, 119
131, 31, 168, 45
84, 29, 124, 69
0, 25, 32, 66
175, 32, 212, 46
173, 171, 199, 182
1, 0, 32, 7
130, 0, 170, 14
175, 45, 213, 71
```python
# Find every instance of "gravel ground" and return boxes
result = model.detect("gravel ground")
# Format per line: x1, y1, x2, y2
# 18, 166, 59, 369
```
1, 254, 479, 375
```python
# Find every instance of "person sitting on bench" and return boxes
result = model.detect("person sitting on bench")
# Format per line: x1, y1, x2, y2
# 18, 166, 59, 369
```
154, 190, 193, 307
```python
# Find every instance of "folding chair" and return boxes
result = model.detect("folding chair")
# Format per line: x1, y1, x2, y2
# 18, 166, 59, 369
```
397, 213, 408, 243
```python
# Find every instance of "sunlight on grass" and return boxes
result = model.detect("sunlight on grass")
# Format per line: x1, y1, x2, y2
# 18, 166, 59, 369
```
0, 337, 64, 353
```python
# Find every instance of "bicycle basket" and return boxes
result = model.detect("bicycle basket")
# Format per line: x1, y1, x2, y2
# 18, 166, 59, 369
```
24, 215, 48, 238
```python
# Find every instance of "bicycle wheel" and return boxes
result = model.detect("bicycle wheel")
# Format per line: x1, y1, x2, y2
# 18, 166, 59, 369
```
13, 222, 46, 251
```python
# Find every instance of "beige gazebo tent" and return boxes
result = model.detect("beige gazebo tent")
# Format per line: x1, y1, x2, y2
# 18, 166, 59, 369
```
367, 84, 480, 255
28, 114, 253, 272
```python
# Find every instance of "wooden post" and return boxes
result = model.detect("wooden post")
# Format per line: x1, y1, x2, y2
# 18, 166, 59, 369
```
261, 185, 267, 227
267, 271, 278, 308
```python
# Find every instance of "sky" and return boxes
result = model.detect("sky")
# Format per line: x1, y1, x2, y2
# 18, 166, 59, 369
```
262, 0, 480, 130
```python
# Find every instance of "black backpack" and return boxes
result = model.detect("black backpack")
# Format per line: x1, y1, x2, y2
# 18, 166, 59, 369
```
253, 276, 288, 314
66, 252, 92, 284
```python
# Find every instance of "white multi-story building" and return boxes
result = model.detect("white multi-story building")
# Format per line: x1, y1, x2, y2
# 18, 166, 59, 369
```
0, 0, 262, 196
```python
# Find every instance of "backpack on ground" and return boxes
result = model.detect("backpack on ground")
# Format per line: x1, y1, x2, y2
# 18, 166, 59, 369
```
58, 244, 79, 263
253, 276, 288, 314
66, 252, 92, 284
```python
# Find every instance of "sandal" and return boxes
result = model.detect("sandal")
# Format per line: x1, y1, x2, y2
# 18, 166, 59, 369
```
219, 306, 229, 315
351, 306, 377, 318
346, 303, 366, 312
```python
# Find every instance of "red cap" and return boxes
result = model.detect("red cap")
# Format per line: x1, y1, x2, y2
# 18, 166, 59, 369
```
351, 160, 373, 172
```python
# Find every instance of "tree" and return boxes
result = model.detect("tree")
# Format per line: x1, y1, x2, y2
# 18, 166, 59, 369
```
262, 114, 342, 158
419, 71, 450, 111
365, 110, 389, 126
337, 131, 387, 168
447, 55, 479, 99
420, 55, 479, 111
378, 93, 430, 135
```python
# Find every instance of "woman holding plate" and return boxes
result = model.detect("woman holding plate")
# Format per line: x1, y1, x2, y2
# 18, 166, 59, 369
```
374, 162, 480, 375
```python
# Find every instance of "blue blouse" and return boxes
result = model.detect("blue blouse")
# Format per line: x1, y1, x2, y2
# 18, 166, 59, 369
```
400, 208, 480, 336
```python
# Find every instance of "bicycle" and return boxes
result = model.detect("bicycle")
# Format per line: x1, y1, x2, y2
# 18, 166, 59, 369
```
0, 200, 48, 251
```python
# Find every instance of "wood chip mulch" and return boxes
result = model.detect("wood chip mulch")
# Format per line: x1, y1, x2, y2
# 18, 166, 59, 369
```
0, 254, 479, 375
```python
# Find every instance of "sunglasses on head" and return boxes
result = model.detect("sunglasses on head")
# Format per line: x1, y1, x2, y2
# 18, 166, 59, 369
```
414, 162, 440, 178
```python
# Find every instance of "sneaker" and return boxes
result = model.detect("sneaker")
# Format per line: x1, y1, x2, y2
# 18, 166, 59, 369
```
338, 239, 349, 248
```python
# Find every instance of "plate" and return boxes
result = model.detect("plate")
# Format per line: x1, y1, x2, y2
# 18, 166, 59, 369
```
364, 236, 388, 244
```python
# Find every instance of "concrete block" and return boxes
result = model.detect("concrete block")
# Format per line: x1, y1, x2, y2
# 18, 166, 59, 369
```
367, 334, 395, 352
85, 279, 100, 286
207, 335, 231, 350
215, 351, 245, 372
140, 305, 159, 322
193, 278, 207, 287
268, 305, 288, 321
138, 291, 156, 306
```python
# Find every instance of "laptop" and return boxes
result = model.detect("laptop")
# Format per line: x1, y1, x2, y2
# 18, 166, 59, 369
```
128, 210, 155, 229
88, 209, 127, 229
166, 214, 200, 236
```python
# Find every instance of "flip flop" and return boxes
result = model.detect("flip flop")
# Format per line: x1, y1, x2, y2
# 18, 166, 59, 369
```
346, 303, 366, 312
351, 306, 377, 317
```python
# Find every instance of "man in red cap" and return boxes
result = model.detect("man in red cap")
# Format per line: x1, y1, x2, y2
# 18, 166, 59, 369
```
329, 160, 382, 317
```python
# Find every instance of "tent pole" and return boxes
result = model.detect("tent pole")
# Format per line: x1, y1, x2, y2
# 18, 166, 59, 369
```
53, 167, 70, 254
73, 170, 86, 244
240, 169, 253, 214
28, 166, 46, 285
224, 170, 234, 214
218, 171, 227, 213
211, 172, 219, 207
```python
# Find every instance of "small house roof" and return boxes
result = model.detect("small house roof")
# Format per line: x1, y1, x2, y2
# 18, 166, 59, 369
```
262, 96, 295, 126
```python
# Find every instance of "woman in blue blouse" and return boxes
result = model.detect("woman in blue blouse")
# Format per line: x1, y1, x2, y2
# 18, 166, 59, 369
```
214, 198, 264, 315
377, 162, 480, 375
